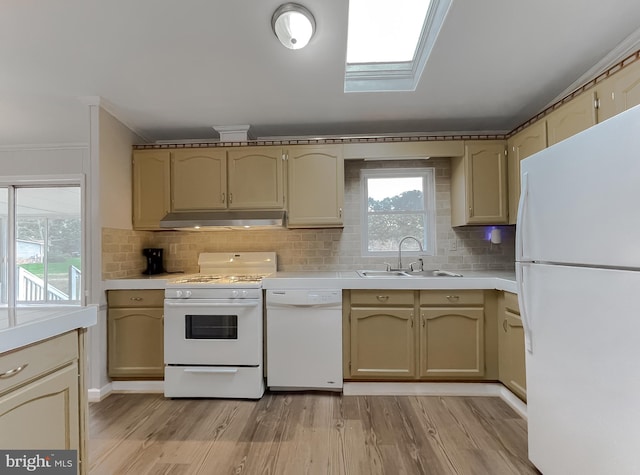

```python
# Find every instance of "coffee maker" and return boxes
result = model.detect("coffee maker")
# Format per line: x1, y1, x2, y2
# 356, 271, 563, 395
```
142, 248, 165, 275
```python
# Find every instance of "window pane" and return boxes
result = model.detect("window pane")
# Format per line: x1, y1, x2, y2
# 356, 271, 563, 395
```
368, 176, 424, 212
0, 188, 7, 306
368, 213, 426, 252
16, 187, 81, 304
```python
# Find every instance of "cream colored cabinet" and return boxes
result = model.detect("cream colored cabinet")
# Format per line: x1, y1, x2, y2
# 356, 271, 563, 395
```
107, 290, 164, 379
227, 147, 285, 209
507, 121, 547, 224
349, 290, 415, 378
597, 59, 640, 122
499, 292, 527, 401
0, 331, 84, 472
286, 144, 344, 227
171, 148, 227, 210
132, 149, 171, 230
419, 290, 485, 378
451, 141, 508, 226
547, 91, 598, 146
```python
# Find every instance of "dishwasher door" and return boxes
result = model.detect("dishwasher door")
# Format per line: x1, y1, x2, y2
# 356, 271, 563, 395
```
266, 289, 343, 390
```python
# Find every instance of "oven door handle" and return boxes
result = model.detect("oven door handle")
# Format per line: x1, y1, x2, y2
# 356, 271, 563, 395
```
165, 301, 260, 308
184, 368, 239, 374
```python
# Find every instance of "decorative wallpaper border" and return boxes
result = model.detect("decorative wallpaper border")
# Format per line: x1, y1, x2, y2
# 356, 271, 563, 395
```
132, 49, 640, 149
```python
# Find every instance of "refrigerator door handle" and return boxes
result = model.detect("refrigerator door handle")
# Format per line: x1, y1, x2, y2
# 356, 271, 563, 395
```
516, 172, 529, 262
516, 262, 533, 353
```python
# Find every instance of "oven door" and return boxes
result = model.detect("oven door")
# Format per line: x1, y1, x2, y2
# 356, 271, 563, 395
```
164, 298, 262, 366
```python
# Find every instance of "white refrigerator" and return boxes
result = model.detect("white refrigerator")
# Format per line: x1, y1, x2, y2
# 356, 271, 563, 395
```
516, 104, 640, 474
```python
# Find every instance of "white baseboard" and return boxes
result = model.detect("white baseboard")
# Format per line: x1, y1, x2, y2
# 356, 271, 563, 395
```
343, 382, 527, 419
88, 381, 165, 402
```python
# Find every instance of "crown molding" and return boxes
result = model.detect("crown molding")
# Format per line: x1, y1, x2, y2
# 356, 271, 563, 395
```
77, 95, 153, 143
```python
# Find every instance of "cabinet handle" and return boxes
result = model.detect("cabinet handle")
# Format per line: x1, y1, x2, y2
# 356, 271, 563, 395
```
503, 318, 508, 332
221, 192, 226, 203
410, 313, 414, 327
422, 316, 425, 327
130, 297, 143, 301
0, 363, 28, 379
339, 208, 343, 218
446, 295, 460, 302
376, 295, 389, 302
229, 193, 233, 204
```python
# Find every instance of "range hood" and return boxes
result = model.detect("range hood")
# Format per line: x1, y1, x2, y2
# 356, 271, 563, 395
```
159, 210, 286, 230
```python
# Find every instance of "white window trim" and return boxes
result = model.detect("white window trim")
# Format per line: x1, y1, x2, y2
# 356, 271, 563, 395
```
0, 175, 85, 307
345, 0, 452, 93
360, 168, 436, 257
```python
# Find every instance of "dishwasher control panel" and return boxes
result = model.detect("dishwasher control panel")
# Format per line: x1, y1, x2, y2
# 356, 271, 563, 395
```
266, 289, 341, 306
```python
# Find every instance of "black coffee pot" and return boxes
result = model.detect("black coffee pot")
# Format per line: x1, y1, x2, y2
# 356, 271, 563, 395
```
142, 248, 165, 275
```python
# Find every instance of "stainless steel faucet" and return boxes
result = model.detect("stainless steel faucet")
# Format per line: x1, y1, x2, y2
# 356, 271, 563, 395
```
397, 236, 423, 270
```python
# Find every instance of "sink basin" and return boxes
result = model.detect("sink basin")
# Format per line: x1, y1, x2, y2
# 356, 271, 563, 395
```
357, 269, 463, 278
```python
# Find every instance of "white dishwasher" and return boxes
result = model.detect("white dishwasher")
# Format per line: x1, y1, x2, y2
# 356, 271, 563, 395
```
266, 289, 343, 391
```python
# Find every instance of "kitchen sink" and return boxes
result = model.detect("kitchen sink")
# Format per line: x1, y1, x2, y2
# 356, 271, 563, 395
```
357, 269, 463, 278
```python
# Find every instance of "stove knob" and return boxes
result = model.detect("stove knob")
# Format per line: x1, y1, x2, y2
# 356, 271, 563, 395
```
231, 290, 239, 298
185, 290, 192, 298
241, 290, 248, 298
176, 290, 183, 298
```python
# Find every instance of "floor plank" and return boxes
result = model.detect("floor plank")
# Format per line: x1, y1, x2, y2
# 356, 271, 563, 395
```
89, 392, 540, 475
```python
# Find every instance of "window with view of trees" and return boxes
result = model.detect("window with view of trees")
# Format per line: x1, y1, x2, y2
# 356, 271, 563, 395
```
0, 185, 82, 306
361, 168, 436, 256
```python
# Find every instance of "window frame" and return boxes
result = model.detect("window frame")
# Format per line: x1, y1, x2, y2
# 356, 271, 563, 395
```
345, 0, 452, 92
0, 175, 86, 307
360, 167, 436, 257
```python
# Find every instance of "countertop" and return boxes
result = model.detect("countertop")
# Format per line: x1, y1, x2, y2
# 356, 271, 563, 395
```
0, 305, 98, 354
103, 270, 517, 293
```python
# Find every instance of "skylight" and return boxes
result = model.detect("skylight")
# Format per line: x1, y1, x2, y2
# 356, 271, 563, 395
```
345, 0, 452, 93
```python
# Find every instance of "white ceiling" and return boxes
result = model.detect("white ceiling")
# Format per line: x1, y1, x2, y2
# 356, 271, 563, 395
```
1, 0, 640, 145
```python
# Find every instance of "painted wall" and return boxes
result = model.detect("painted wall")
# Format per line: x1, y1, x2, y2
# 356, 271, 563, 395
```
0, 146, 88, 175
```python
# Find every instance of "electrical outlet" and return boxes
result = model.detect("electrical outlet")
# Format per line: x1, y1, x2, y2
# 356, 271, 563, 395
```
449, 239, 458, 251
169, 243, 177, 255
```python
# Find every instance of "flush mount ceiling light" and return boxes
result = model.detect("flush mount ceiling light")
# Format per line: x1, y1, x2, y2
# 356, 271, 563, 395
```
271, 3, 316, 50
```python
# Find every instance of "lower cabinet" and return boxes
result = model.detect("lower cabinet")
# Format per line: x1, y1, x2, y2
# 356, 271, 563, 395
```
498, 292, 527, 401
107, 290, 164, 379
419, 290, 485, 378
349, 290, 415, 378
0, 331, 84, 473
347, 290, 486, 380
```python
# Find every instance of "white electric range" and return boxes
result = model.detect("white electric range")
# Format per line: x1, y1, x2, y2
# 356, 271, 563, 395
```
163, 252, 276, 399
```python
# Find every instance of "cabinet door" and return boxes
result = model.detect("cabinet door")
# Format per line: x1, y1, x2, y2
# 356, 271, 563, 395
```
132, 150, 171, 230
499, 310, 527, 401
597, 59, 640, 122
507, 121, 547, 224
465, 141, 508, 224
0, 362, 79, 451
108, 308, 164, 378
171, 148, 227, 210
287, 145, 344, 227
350, 308, 415, 378
419, 307, 484, 377
227, 147, 284, 209
547, 91, 597, 146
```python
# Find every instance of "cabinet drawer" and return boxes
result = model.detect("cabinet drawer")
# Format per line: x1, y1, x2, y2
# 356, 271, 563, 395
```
0, 331, 78, 395
108, 289, 165, 308
504, 291, 520, 314
420, 290, 484, 306
351, 290, 414, 306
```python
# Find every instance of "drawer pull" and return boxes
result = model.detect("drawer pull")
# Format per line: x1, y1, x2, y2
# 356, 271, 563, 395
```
503, 318, 508, 332
130, 297, 143, 301
0, 363, 29, 379
446, 295, 460, 301
376, 295, 389, 302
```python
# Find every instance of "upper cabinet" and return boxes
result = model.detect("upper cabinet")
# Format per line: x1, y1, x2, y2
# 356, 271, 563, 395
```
286, 144, 344, 228
227, 147, 285, 209
506, 121, 547, 224
451, 141, 508, 226
546, 91, 598, 146
597, 59, 640, 122
132, 150, 171, 230
133, 146, 286, 229
172, 148, 227, 210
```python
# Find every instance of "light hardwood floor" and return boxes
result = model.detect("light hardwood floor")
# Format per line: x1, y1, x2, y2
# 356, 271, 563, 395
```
89, 392, 539, 475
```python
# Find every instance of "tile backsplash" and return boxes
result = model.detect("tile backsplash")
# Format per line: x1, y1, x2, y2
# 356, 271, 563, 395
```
102, 158, 515, 279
